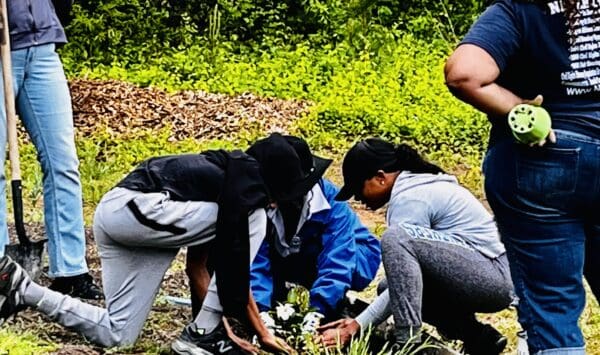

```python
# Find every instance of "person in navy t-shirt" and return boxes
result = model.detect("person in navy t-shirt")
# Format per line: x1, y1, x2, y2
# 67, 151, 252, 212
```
445, 1, 600, 354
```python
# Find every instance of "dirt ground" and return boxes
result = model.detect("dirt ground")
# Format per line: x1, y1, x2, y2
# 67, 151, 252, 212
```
5, 223, 190, 354
4, 206, 385, 354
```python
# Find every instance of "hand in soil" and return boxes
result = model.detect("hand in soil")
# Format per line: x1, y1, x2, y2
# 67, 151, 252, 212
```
317, 318, 360, 348
222, 317, 259, 354
259, 334, 296, 354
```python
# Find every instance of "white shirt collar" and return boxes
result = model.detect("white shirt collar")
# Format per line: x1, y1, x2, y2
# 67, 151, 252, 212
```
267, 183, 331, 256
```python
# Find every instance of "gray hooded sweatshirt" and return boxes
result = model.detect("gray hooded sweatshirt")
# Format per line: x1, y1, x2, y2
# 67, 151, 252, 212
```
355, 172, 505, 329
386, 172, 505, 258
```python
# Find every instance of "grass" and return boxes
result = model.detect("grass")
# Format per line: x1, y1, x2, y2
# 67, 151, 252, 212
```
0, 329, 57, 354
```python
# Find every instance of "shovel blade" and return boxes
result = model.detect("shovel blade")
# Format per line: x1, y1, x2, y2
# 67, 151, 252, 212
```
5, 239, 46, 281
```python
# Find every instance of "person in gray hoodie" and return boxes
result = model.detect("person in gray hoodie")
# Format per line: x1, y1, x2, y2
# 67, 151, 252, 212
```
319, 138, 513, 355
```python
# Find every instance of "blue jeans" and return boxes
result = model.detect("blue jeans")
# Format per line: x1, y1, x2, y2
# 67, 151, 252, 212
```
0, 43, 87, 277
484, 129, 600, 355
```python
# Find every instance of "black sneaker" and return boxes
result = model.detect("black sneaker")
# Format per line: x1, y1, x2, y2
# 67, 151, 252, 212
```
171, 322, 248, 355
0, 255, 29, 321
49, 273, 103, 300
462, 324, 507, 355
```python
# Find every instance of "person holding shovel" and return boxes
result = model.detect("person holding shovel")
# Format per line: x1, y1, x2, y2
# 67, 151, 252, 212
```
0, 143, 306, 354
0, 0, 101, 299
445, 0, 600, 353
319, 138, 513, 355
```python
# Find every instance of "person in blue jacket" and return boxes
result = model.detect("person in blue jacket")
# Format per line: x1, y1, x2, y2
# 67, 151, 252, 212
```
246, 134, 381, 323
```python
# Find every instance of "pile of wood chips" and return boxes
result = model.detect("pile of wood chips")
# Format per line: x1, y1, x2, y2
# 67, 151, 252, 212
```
69, 79, 311, 141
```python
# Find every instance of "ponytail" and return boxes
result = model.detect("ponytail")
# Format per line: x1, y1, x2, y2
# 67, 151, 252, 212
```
391, 143, 445, 175
354, 138, 445, 180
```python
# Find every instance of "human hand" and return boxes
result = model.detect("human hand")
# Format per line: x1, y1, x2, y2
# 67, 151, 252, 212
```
531, 128, 556, 147
222, 317, 259, 354
317, 318, 361, 348
522, 94, 543, 107
259, 333, 297, 354
521, 95, 556, 147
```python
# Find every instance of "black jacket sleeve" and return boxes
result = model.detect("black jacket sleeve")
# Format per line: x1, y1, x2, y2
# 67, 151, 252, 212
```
213, 150, 269, 319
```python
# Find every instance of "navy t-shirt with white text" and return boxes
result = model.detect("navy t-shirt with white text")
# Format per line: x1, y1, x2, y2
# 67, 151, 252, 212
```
461, 0, 600, 139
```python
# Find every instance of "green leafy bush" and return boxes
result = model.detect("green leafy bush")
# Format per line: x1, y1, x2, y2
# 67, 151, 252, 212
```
61, 0, 198, 69
61, 0, 485, 69
57, 0, 491, 199
66, 34, 487, 157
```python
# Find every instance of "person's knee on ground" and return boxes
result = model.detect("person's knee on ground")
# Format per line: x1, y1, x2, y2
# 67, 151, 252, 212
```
0, 255, 137, 348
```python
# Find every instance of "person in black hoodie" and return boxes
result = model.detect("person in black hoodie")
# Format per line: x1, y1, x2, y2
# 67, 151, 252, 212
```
0, 144, 302, 354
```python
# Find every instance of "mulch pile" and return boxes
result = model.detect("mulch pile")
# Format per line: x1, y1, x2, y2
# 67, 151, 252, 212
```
69, 79, 312, 140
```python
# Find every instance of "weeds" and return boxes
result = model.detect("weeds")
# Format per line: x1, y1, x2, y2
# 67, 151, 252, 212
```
0, 329, 57, 354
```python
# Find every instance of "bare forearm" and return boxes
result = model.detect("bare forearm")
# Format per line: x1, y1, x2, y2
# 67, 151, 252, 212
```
448, 81, 524, 117
186, 246, 211, 317
246, 290, 271, 339
445, 44, 525, 117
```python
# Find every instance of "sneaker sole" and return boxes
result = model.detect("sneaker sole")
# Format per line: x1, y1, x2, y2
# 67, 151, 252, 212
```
171, 339, 214, 355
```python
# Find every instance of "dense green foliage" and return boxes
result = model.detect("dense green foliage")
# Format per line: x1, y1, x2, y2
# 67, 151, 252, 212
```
65, 0, 485, 62
59, 0, 490, 198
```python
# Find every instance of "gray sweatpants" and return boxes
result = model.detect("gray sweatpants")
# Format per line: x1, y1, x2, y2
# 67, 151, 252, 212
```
21, 187, 267, 347
381, 224, 513, 343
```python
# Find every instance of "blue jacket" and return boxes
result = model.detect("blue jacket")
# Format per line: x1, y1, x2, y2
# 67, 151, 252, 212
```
7, 0, 67, 50
251, 179, 381, 318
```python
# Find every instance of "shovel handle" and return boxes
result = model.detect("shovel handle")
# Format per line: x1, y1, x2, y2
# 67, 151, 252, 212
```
1, 0, 28, 245
0, 0, 21, 181
11, 180, 28, 244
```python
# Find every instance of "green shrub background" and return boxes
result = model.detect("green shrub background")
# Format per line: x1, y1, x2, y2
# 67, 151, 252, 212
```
45, 0, 491, 208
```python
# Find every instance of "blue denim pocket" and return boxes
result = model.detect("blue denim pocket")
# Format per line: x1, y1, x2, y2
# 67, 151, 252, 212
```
516, 146, 580, 200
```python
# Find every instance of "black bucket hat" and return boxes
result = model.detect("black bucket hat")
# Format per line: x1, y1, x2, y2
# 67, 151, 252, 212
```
335, 138, 397, 201
247, 133, 332, 202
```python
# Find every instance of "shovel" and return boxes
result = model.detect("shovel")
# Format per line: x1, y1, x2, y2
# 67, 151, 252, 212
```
0, 0, 47, 280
